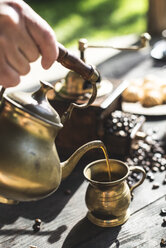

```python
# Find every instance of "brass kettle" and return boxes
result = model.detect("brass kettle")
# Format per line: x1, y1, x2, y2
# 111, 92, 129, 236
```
0, 81, 103, 204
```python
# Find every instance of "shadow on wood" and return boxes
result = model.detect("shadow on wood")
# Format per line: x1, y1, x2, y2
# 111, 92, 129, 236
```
62, 217, 121, 248
0, 159, 88, 227
0, 225, 67, 244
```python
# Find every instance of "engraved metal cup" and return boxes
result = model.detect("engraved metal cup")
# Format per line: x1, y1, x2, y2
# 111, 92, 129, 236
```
83, 159, 146, 227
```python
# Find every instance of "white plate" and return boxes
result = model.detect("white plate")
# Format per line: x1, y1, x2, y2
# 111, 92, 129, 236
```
122, 101, 166, 116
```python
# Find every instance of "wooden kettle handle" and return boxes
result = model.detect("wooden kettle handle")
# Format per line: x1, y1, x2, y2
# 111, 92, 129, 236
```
57, 42, 100, 82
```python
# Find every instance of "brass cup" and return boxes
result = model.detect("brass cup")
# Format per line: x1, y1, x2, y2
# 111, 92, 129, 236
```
83, 159, 146, 227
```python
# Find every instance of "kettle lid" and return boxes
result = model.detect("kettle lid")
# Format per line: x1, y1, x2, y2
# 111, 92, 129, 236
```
5, 81, 63, 127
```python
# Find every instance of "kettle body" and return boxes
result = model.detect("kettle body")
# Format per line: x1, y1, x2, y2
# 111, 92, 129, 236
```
0, 98, 62, 202
0, 81, 103, 203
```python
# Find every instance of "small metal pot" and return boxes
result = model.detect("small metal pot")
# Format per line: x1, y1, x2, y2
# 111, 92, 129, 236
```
84, 159, 146, 227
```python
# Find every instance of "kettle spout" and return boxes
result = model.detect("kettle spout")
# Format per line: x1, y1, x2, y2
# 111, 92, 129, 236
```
61, 140, 104, 180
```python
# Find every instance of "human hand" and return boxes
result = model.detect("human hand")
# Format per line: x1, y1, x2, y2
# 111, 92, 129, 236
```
0, 0, 59, 87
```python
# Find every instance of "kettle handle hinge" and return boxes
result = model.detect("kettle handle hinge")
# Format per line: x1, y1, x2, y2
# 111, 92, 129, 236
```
61, 81, 97, 125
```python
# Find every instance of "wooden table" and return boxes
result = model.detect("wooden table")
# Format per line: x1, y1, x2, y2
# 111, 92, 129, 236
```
1, 42, 166, 248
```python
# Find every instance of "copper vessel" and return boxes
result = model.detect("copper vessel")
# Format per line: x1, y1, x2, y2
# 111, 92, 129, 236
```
84, 159, 146, 227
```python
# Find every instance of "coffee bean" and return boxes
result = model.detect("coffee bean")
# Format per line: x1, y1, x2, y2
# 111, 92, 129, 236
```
118, 130, 127, 137
148, 174, 155, 182
160, 166, 165, 172
131, 114, 137, 120
133, 158, 138, 163
33, 224, 40, 232
127, 175, 133, 181
132, 173, 138, 179
112, 118, 118, 124
136, 174, 142, 181
153, 162, 161, 168
138, 155, 144, 161
35, 219, 41, 225
124, 126, 130, 133
129, 123, 134, 128
147, 172, 153, 179
132, 143, 140, 151
33, 218, 41, 232
160, 208, 166, 216
149, 175, 155, 182
127, 180, 133, 187
137, 148, 143, 154
126, 158, 134, 166
123, 121, 128, 127
152, 183, 160, 189
145, 136, 155, 145
154, 153, 162, 159
163, 178, 166, 185
152, 166, 159, 173
160, 238, 166, 247
143, 166, 150, 173
162, 218, 166, 227
145, 161, 151, 167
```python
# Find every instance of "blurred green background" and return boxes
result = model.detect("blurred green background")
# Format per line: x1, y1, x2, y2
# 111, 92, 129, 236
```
27, 0, 148, 48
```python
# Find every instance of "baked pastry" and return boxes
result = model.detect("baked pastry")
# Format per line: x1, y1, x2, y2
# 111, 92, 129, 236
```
122, 85, 143, 102
143, 81, 160, 92
122, 76, 166, 107
143, 74, 158, 84
141, 89, 163, 107
129, 78, 143, 87
161, 84, 166, 103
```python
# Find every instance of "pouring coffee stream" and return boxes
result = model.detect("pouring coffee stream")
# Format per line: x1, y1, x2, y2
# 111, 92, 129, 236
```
101, 145, 112, 181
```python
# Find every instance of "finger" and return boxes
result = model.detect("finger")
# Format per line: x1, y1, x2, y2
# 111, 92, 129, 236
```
0, 43, 20, 87
5, 45, 31, 75
0, 5, 40, 64
6, 0, 59, 69
24, 13, 59, 69
40, 33, 59, 69
0, 60, 20, 88
18, 29, 40, 63
41, 37, 59, 69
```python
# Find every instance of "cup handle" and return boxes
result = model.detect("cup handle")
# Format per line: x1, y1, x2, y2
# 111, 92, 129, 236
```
129, 166, 146, 197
